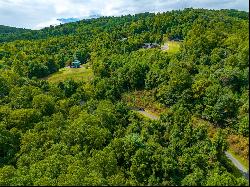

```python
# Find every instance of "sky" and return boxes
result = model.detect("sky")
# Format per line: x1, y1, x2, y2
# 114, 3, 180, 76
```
0, 0, 249, 29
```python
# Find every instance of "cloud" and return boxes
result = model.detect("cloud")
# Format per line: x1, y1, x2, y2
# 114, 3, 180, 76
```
0, 0, 248, 29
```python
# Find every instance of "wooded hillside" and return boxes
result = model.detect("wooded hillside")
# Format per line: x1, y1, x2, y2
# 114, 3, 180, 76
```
0, 8, 249, 186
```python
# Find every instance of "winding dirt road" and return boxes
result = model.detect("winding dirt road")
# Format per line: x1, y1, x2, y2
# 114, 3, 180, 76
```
225, 151, 249, 180
134, 108, 249, 181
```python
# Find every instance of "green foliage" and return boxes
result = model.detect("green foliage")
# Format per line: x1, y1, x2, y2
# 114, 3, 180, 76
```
0, 125, 20, 165
32, 94, 55, 116
0, 8, 248, 186
6, 109, 42, 130
206, 169, 248, 186
0, 165, 16, 185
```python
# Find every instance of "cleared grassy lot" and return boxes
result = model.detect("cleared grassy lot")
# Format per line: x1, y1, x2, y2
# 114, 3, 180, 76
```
161, 40, 181, 54
44, 64, 93, 83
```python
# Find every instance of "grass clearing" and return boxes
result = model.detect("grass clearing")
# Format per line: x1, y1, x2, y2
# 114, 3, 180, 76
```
161, 40, 181, 54
167, 41, 181, 53
43, 64, 93, 83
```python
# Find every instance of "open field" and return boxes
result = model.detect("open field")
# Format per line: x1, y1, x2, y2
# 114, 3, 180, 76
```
43, 64, 93, 83
161, 40, 181, 54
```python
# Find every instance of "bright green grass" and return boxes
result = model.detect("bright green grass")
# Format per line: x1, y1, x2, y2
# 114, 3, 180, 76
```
44, 65, 93, 83
163, 41, 181, 54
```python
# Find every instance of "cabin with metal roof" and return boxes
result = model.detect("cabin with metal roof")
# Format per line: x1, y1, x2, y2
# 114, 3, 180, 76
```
71, 60, 81, 68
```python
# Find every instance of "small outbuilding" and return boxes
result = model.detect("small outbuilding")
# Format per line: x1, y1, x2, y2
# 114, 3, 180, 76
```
71, 60, 81, 68
142, 43, 160, 49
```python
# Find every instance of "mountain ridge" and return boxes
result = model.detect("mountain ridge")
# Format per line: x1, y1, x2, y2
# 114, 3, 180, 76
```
57, 14, 102, 24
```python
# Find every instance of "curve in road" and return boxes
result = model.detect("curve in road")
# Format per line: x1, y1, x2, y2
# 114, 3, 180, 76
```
133, 108, 249, 181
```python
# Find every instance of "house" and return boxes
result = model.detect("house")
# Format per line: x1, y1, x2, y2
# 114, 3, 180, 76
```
142, 43, 160, 49
142, 43, 151, 48
71, 60, 81, 68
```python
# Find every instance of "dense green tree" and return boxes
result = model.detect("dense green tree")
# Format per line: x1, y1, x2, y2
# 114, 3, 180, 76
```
32, 94, 55, 116
0, 8, 248, 186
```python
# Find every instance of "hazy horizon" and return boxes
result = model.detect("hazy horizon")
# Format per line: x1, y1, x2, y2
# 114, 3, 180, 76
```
0, 0, 249, 29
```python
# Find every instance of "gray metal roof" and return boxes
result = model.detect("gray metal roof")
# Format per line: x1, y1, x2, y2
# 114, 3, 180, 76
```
72, 60, 80, 64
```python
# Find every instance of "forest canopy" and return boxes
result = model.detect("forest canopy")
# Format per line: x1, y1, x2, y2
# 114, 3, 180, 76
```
0, 8, 249, 186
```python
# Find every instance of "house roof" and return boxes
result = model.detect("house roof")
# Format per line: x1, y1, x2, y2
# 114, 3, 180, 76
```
72, 60, 80, 64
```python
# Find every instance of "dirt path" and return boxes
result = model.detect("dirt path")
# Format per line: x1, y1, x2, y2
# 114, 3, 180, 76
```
133, 108, 249, 181
137, 110, 159, 120
225, 151, 249, 180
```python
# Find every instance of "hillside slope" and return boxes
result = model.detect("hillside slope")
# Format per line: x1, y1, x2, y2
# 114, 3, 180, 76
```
0, 8, 248, 186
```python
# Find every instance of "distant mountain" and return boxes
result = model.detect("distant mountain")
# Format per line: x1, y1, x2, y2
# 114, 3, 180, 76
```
57, 18, 80, 24
86, 14, 102, 19
0, 25, 30, 34
57, 14, 102, 24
